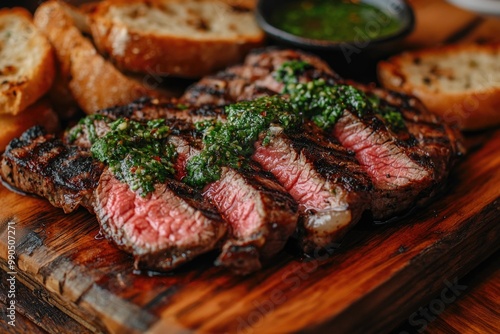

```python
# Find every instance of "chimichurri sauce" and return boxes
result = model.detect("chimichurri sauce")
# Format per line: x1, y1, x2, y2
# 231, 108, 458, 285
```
184, 96, 300, 188
272, 0, 402, 42
91, 118, 177, 197
274, 61, 406, 130
76, 60, 405, 194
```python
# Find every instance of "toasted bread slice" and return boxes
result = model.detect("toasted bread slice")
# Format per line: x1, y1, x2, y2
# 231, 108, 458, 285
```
0, 98, 59, 152
378, 43, 500, 130
34, 1, 154, 114
88, 0, 264, 78
0, 8, 55, 115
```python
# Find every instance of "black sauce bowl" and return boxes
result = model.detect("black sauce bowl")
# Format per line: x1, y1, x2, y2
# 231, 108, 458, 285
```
255, 0, 415, 56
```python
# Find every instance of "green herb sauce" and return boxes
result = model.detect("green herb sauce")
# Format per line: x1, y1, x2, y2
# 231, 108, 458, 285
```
184, 96, 300, 187
67, 114, 111, 144
90, 118, 177, 196
77, 60, 404, 193
275, 60, 406, 130
272, 0, 402, 42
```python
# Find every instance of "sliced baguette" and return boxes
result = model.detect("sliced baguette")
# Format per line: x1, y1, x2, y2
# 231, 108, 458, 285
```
378, 43, 500, 130
34, 1, 155, 115
0, 8, 55, 115
0, 98, 59, 152
88, 0, 264, 78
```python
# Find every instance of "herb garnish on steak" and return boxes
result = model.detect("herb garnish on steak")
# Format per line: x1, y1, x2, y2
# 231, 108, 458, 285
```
66, 106, 299, 275
0, 48, 463, 274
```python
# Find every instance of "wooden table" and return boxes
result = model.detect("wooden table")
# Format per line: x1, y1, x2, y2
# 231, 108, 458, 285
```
1, 1, 499, 333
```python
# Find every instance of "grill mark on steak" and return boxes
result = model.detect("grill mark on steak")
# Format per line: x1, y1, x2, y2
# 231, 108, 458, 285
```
184, 48, 463, 220
68, 106, 299, 274
95, 169, 226, 271
1, 126, 104, 213
3, 126, 228, 272
182, 49, 341, 106
98, 97, 227, 124
252, 125, 370, 252
207, 164, 298, 275
115, 102, 368, 252
168, 134, 299, 274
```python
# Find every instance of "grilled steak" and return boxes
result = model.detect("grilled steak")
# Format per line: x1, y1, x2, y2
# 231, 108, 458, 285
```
67, 105, 299, 275
183, 48, 464, 221
0, 48, 464, 275
160, 132, 299, 275
95, 100, 369, 252
2, 126, 227, 272
1, 126, 103, 213
95, 169, 226, 271
252, 124, 371, 251
208, 164, 298, 274
183, 48, 340, 106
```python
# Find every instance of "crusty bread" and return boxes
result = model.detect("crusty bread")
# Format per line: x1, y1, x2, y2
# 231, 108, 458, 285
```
0, 98, 59, 152
88, 0, 264, 78
34, 1, 155, 115
0, 8, 55, 115
378, 43, 500, 130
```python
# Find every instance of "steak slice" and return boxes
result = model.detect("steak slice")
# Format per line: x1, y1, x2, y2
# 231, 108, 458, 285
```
206, 165, 298, 274
339, 85, 465, 219
95, 169, 226, 271
134, 104, 366, 253
69, 106, 299, 274
169, 134, 299, 275
3, 126, 227, 272
182, 49, 340, 106
252, 123, 371, 252
1, 126, 104, 213
332, 110, 433, 219
184, 48, 463, 220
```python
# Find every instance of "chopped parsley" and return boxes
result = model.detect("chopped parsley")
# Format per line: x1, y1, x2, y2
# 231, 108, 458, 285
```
184, 96, 300, 187
90, 118, 177, 196
74, 60, 406, 192
275, 60, 406, 131
67, 114, 111, 144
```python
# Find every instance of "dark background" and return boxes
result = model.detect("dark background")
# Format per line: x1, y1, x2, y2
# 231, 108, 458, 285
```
2, 0, 39, 11
1, 1, 90, 12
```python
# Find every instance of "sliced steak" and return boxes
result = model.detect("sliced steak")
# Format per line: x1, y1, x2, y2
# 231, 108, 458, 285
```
95, 169, 226, 271
3, 126, 228, 272
207, 165, 298, 274
182, 49, 340, 106
184, 48, 463, 220
252, 123, 371, 252
68, 106, 299, 274
169, 133, 299, 275
118, 98, 373, 252
1, 126, 104, 213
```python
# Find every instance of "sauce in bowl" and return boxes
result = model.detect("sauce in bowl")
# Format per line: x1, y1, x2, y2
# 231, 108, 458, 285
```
271, 0, 403, 42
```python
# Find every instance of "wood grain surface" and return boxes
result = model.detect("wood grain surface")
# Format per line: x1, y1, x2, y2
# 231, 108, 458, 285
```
1, 0, 500, 333
395, 251, 500, 334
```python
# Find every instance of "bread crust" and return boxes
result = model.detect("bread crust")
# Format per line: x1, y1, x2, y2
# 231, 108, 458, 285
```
0, 8, 56, 115
88, 0, 264, 78
34, 1, 154, 114
378, 43, 500, 130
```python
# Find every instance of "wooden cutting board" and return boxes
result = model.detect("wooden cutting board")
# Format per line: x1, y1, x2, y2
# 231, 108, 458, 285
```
1, 1, 500, 333
0, 128, 499, 333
